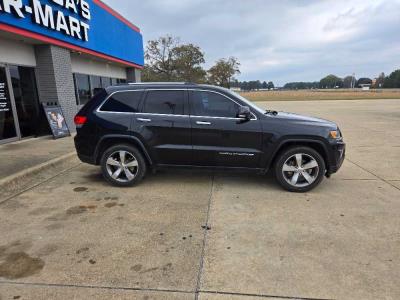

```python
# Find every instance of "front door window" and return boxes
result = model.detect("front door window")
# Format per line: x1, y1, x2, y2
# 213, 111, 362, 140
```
191, 90, 239, 118
0, 66, 18, 141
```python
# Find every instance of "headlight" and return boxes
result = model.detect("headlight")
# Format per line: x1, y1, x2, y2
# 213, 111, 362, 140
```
329, 129, 341, 139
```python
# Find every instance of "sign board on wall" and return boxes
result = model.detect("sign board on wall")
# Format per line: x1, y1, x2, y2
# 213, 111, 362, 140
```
0, 0, 144, 67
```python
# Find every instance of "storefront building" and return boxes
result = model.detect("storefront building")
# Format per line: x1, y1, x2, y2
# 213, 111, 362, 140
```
0, 0, 144, 144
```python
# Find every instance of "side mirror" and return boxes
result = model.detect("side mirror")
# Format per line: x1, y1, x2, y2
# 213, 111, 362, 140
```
237, 106, 251, 120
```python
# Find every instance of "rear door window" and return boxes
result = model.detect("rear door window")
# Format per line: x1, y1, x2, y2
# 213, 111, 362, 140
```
100, 91, 143, 113
143, 90, 185, 115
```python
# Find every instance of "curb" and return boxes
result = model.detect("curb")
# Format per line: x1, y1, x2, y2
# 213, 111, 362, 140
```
0, 152, 81, 202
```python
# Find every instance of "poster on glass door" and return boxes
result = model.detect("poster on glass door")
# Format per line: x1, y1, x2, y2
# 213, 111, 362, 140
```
0, 81, 11, 113
43, 105, 71, 139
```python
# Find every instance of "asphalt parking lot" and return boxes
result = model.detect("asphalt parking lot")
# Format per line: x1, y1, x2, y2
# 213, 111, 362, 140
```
0, 99, 399, 300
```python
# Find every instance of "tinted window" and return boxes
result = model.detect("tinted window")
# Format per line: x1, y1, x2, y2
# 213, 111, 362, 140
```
74, 73, 91, 105
191, 91, 239, 118
143, 90, 185, 115
101, 91, 143, 112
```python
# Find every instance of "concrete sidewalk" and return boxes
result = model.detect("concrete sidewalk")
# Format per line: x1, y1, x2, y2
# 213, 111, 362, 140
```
0, 136, 76, 180
0, 136, 80, 202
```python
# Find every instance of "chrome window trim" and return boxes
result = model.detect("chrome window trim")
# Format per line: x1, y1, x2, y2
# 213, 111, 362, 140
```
134, 112, 189, 118
143, 88, 187, 91
96, 88, 258, 120
190, 115, 250, 120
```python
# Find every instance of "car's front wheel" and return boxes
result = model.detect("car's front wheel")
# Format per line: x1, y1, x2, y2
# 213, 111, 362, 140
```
275, 146, 325, 192
100, 144, 146, 187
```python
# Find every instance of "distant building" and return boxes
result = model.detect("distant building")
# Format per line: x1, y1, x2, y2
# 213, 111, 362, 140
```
359, 84, 371, 91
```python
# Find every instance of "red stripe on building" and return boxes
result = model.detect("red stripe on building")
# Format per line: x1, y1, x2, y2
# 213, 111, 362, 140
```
0, 23, 143, 69
92, 0, 141, 33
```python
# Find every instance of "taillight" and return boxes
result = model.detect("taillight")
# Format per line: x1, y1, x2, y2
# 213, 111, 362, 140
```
74, 115, 87, 127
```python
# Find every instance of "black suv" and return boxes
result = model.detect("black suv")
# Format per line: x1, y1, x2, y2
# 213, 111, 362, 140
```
74, 83, 345, 192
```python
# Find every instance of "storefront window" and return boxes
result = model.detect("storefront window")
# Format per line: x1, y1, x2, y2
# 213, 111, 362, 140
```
90, 75, 102, 96
111, 78, 118, 86
74, 73, 91, 105
0, 66, 17, 141
101, 77, 111, 88
73, 74, 128, 105
9, 66, 41, 137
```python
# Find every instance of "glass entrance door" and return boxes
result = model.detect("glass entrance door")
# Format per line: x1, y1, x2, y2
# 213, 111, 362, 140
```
0, 65, 18, 143
9, 65, 41, 138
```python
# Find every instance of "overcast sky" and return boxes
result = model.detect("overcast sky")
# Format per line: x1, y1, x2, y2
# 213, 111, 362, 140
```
104, 0, 400, 86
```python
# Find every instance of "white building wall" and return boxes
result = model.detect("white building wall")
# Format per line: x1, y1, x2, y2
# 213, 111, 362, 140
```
70, 53, 127, 79
0, 37, 36, 66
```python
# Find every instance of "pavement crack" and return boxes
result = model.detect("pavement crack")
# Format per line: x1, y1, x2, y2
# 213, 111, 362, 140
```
345, 159, 400, 192
0, 281, 194, 295
0, 163, 81, 206
194, 173, 215, 300
200, 290, 335, 300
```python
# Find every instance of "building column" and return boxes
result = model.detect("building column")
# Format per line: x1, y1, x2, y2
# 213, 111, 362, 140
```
34, 45, 77, 132
126, 68, 141, 83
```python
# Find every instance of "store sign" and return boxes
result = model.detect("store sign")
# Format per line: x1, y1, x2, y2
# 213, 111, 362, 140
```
0, 0, 90, 41
0, 0, 144, 66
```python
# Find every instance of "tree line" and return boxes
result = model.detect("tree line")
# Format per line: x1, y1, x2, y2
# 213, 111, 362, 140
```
284, 70, 400, 90
143, 35, 399, 91
143, 35, 240, 88
230, 80, 275, 91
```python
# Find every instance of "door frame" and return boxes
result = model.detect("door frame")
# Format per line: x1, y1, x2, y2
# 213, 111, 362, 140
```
0, 63, 21, 145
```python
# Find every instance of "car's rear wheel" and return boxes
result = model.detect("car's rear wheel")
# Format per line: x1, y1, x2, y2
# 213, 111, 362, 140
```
275, 146, 325, 192
100, 144, 146, 187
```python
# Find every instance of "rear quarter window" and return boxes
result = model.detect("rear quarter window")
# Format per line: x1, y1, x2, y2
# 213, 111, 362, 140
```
100, 91, 143, 113
77, 89, 107, 116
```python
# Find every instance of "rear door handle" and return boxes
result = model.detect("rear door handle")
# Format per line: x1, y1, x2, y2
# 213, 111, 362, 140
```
196, 121, 211, 125
137, 118, 152, 122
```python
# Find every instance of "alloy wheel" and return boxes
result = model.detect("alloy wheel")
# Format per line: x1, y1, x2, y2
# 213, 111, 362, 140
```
282, 153, 319, 188
105, 150, 139, 182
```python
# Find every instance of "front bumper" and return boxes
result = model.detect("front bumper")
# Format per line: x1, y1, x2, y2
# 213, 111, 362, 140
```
327, 141, 346, 175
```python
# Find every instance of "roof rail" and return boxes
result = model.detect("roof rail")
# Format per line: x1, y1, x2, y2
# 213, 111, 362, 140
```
127, 82, 197, 85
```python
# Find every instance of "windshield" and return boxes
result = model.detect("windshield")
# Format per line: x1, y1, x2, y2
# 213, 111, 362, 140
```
225, 89, 266, 114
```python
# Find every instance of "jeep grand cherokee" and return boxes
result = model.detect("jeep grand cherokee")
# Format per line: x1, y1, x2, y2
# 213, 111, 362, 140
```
74, 83, 345, 192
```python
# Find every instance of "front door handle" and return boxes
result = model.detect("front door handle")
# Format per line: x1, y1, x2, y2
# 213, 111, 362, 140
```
196, 121, 211, 125
137, 118, 152, 122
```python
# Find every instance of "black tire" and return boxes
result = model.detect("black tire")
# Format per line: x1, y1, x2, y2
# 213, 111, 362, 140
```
274, 146, 325, 193
100, 144, 147, 187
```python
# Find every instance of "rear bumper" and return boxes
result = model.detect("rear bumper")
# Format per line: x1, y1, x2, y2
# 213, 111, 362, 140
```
76, 152, 96, 165
74, 135, 97, 165
327, 141, 346, 175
